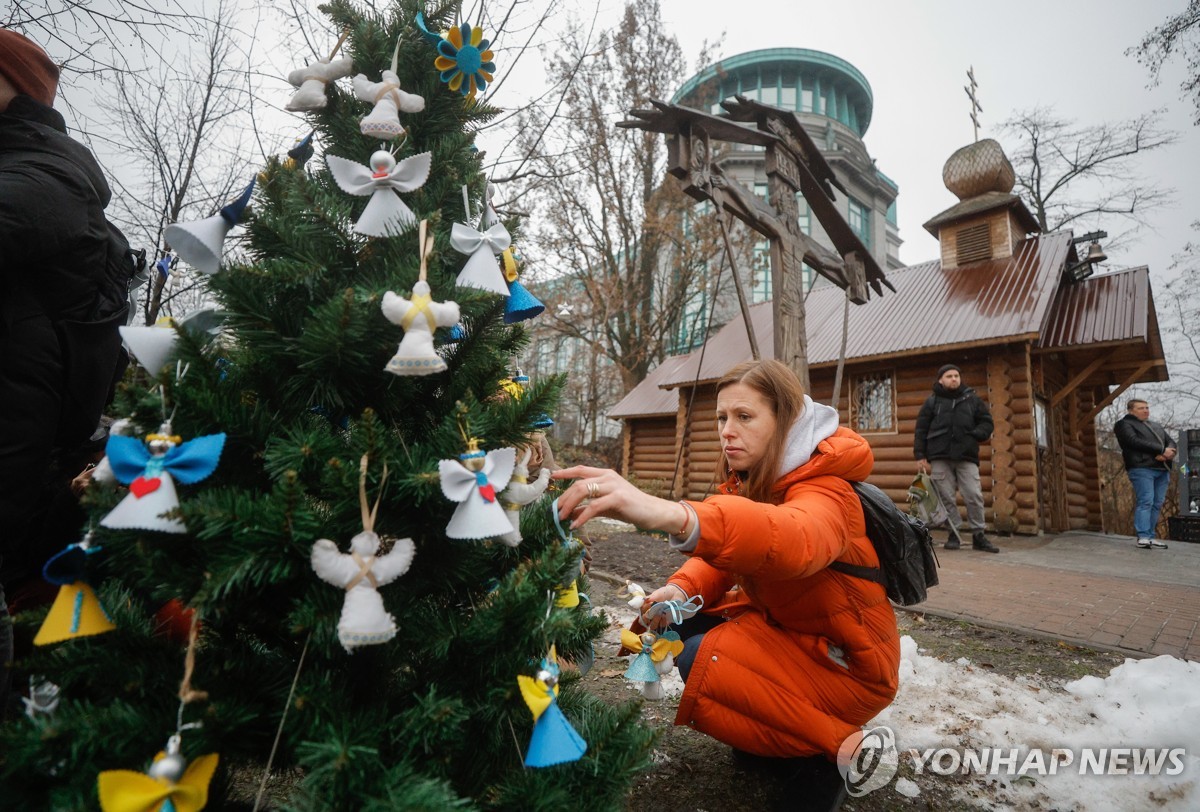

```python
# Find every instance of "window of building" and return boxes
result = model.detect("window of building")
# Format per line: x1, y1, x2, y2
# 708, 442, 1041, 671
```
673, 283, 711, 354
1034, 399, 1049, 449
886, 200, 898, 227
801, 261, 816, 293
848, 197, 871, 250
780, 85, 796, 109
751, 240, 772, 303
754, 182, 769, 202
796, 194, 811, 235
850, 371, 895, 433
801, 87, 814, 112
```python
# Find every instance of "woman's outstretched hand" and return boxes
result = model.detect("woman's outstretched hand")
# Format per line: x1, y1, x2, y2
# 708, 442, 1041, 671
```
551, 465, 689, 533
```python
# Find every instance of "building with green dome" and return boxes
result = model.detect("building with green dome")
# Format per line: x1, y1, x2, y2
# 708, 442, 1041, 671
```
670, 47, 903, 351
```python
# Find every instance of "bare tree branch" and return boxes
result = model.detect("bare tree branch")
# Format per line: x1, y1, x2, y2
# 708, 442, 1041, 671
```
1000, 106, 1178, 248
1130, 0, 1200, 126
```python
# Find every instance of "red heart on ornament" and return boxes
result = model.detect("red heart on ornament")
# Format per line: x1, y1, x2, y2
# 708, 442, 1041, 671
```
130, 476, 161, 498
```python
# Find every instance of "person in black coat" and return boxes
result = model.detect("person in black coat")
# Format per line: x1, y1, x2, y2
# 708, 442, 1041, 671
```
0, 30, 124, 717
1113, 399, 1176, 549
913, 364, 999, 552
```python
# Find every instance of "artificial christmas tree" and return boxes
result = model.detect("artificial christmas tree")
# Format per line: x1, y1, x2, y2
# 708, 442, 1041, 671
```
0, 1, 656, 808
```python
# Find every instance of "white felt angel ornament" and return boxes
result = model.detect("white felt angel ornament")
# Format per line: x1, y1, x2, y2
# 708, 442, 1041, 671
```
100, 420, 225, 534
286, 33, 354, 111
326, 148, 432, 237
311, 456, 415, 651
381, 220, 460, 375
450, 185, 511, 295
496, 447, 551, 546
439, 438, 516, 540
353, 37, 425, 138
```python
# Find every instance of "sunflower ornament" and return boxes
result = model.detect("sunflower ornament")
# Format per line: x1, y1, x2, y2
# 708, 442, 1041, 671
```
428, 19, 495, 100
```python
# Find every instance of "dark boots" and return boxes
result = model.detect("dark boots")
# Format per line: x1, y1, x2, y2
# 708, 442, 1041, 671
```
972, 531, 1000, 553
945, 531, 1000, 552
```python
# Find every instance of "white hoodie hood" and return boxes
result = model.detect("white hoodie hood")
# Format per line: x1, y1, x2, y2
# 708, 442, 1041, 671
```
777, 394, 841, 478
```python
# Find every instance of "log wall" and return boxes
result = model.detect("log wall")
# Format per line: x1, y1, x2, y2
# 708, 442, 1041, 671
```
625, 416, 679, 496
679, 385, 721, 501
619, 343, 1090, 536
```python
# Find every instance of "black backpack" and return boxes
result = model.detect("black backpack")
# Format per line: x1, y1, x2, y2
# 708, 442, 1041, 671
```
54, 219, 145, 446
93, 219, 146, 322
828, 481, 940, 606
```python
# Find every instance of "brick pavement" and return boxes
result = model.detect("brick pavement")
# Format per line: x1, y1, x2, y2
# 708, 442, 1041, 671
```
912, 530, 1200, 661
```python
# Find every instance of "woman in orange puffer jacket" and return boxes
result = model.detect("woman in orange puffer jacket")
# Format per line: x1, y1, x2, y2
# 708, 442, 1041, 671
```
554, 359, 900, 761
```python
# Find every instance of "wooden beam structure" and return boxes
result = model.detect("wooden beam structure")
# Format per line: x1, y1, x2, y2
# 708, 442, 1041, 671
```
618, 96, 891, 388
1083, 361, 1155, 425
1050, 355, 1106, 409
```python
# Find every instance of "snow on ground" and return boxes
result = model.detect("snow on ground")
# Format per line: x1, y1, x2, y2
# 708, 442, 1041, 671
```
603, 603, 1200, 810
873, 636, 1200, 810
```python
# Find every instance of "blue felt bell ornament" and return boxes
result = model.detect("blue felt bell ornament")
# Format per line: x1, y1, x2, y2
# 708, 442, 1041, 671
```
33, 530, 116, 646
501, 247, 544, 324
517, 646, 588, 767
164, 180, 256, 275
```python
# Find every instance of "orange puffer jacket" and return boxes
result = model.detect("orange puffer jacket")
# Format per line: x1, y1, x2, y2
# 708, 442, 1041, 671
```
670, 426, 900, 759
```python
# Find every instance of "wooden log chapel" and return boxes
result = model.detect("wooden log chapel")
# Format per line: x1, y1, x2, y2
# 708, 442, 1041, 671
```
610, 139, 1168, 535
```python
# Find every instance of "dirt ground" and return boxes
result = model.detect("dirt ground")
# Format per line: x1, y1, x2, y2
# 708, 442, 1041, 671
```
577, 520, 1127, 812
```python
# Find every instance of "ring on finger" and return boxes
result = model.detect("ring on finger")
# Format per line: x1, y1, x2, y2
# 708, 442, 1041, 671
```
586, 482, 601, 500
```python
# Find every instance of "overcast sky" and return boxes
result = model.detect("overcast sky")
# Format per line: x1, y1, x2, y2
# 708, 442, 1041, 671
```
39, 0, 1196, 286
645, 0, 1197, 282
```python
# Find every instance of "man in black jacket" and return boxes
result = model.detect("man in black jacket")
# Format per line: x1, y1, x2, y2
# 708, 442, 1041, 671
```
0, 29, 124, 717
1114, 399, 1176, 549
913, 364, 1000, 552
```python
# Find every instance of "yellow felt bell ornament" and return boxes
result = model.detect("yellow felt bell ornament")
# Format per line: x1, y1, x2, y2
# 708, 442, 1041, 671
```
517, 646, 587, 767
33, 530, 116, 645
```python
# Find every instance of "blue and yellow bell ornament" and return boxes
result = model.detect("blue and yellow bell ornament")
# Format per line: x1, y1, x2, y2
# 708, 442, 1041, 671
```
501, 247, 545, 324
34, 530, 116, 646
98, 733, 219, 812
517, 646, 588, 767
498, 367, 527, 400
284, 131, 315, 170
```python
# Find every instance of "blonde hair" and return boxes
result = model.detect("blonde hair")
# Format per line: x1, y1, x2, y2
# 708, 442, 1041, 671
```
716, 359, 805, 503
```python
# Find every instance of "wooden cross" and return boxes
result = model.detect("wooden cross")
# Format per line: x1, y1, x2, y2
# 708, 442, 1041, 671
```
619, 96, 892, 388
965, 66, 982, 142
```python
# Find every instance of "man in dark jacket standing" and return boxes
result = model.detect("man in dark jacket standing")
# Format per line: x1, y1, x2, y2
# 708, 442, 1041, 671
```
914, 364, 1000, 552
1114, 399, 1176, 549
0, 29, 124, 717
